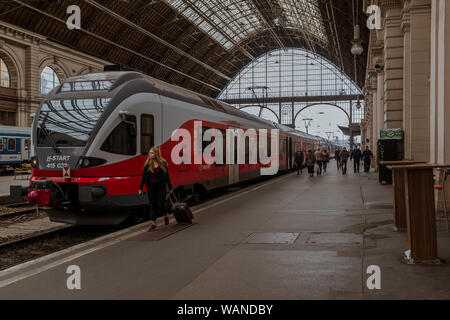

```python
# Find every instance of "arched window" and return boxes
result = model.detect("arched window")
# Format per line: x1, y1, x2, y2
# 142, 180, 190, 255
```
218, 48, 364, 125
40, 66, 60, 95
0, 58, 10, 88
281, 105, 292, 125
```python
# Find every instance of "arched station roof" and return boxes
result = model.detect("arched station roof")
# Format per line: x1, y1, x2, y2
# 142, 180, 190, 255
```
0, 0, 369, 97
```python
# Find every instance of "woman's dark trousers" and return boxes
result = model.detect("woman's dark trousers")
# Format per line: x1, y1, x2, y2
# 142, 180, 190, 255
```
147, 184, 165, 221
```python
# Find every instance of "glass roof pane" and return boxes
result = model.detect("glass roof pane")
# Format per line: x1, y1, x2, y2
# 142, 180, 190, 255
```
164, 0, 263, 49
164, 0, 327, 49
277, 0, 327, 43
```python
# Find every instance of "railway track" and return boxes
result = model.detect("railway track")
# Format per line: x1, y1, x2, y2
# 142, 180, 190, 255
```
0, 202, 44, 226
0, 225, 120, 271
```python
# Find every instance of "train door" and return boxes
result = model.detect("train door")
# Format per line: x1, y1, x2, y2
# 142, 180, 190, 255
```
140, 113, 156, 156
288, 137, 293, 169
139, 97, 162, 155
21, 138, 31, 161
228, 127, 239, 185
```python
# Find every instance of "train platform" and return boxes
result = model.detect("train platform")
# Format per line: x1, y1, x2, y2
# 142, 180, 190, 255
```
0, 175, 29, 198
0, 165, 450, 299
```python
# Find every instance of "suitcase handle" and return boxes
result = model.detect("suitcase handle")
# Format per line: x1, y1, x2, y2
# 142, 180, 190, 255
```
167, 191, 179, 204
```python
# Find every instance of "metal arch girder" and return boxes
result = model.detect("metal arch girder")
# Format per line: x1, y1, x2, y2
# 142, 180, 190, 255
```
248, 0, 286, 50
293, 102, 351, 124
179, 0, 256, 60
10, 0, 223, 93
83, 0, 232, 81
221, 94, 363, 105
238, 104, 280, 123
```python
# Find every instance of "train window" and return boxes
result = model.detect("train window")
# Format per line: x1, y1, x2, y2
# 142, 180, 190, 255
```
37, 99, 110, 147
245, 137, 249, 164
220, 129, 226, 165
0, 138, 3, 151
60, 80, 115, 92
202, 127, 226, 166
100, 116, 136, 155
141, 114, 154, 155
8, 138, 15, 151
25, 139, 30, 151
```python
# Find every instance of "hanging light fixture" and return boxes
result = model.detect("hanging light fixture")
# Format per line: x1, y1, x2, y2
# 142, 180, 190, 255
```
351, 25, 364, 55
351, 0, 363, 56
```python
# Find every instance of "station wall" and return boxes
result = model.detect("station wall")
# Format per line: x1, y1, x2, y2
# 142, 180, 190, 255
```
0, 21, 107, 127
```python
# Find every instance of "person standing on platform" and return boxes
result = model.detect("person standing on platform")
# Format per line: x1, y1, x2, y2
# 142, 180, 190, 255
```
362, 146, 374, 173
322, 149, 330, 173
305, 149, 315, 177
334, 147, 341, 170
340, 147, 350, 175
314, 148, 323, 176
139, 146, 174, 232
350, 146, 362, 173
294, 147, 304, 175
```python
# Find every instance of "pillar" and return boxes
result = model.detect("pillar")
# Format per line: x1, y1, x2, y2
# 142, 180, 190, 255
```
408, 0, 431, 162
21, 45, 39, 127
430, 0, 450, 210
377, 69, 384, 134
402, 1, 412, 159
430, 0, 450, 163
384, 5, 405, 129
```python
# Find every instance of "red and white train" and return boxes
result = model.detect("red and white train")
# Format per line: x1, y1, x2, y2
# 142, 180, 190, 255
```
19, 71, 336, 225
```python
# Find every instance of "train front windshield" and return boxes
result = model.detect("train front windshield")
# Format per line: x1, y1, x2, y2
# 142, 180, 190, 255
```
36, 98, 111, 147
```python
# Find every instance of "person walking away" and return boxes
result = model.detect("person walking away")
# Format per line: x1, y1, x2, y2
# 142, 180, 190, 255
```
362, 146, 374, 172
334, 147, 341, 170
139, 146, 174, 231
294, 148, 304, 175
305, 149, 315, 177
340, 147, 350, 175
314, 148, 323, 176
322, 149, 330, 173
350, 146, 362, 173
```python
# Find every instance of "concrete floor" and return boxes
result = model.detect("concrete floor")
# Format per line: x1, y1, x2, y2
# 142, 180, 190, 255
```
0, 163, 449, 299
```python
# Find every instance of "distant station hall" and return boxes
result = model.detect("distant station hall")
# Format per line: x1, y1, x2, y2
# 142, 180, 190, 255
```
0, 0, 450, 301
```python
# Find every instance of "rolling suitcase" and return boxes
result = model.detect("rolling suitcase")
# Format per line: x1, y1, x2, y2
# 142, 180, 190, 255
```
168, 193, 193, 224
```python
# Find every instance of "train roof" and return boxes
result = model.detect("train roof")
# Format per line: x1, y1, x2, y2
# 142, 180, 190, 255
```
59, 71, 277, 129
54, 72, 331, 143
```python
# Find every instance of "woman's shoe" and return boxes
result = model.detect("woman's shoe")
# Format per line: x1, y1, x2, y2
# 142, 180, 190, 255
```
148, 224, 157, 232
164, 216, 169, 225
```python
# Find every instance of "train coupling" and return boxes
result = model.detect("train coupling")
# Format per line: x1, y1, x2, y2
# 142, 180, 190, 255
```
11, 180, 63, 207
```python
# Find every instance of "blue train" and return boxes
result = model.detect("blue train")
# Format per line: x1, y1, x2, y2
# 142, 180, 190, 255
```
0, 125, 31, 173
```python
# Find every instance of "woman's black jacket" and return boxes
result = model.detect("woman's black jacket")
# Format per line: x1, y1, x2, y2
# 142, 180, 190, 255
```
139, 162, 173, 192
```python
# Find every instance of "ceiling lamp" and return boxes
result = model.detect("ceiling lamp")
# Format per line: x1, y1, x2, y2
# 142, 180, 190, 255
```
351, 25, 364, 55
351, 0, 363, 56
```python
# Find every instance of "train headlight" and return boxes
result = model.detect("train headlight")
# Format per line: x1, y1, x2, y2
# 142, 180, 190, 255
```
82, 158, 90, 168
77, 157, 106, 169
31, 156, 38, 168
